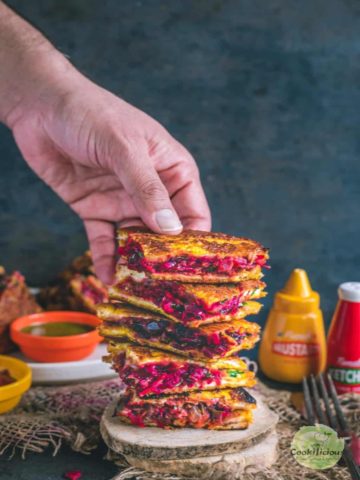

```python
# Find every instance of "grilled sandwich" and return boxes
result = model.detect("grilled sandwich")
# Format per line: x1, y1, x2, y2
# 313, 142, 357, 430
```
98, 303, 260, 360
115, 387, 256, 429
117, 228, 268, 283
0, 267, 42, 353
105, 342, 256, 397
37, 252, 107, 313
109, 276, 265, 326
70, 274, 108, 313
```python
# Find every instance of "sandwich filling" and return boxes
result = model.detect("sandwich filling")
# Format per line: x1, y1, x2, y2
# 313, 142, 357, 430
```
109, 345, 255, 397
117, 359, 222, 397
115, 387, 256, 429
71, 274, 108, 306
118, 238, 268, 276
102, 316, 259, 358
118, 399, 233, 428
112, 278, 263, 324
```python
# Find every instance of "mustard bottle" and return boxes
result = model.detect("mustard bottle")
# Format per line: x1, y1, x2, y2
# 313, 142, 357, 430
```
259, 268, 326, 383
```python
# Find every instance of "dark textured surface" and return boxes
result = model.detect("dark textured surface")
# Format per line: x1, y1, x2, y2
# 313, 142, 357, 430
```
0, 445, 117, 480
0, 0, 359, 476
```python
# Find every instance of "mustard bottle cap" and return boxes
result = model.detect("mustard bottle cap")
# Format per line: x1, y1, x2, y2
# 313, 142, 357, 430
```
274, 268, 320, 314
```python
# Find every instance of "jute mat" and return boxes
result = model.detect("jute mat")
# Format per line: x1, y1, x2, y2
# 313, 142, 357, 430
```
0, 376, 358, 480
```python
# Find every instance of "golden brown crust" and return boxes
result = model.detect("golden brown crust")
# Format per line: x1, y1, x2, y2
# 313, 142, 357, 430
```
98, 303, 260, 361
100, 326, 259, 360
108, 342, 249, 371
114, 274, 265, 304
97, 301, 261, 333
100, 295, 262, 327
130, 387, 256, 408
97, 301, 261, 322
118, 228, 268, 262
108, 277, 265, 325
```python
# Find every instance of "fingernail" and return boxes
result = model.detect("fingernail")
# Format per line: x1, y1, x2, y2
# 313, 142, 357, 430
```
155, 209, 182, 232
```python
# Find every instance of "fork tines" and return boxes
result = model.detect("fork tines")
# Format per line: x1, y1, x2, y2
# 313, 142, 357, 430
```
302, 373, 360, 480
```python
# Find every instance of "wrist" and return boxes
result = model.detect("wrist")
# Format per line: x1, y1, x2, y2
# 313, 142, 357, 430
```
2, 47, 78, 129
0, 3, 78, 128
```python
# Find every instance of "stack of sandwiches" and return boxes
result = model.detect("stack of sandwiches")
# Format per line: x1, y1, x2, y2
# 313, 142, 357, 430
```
98, 228, 268, 430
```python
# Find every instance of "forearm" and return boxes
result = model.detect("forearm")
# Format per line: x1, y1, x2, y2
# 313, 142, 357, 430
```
0, 2, 76, 127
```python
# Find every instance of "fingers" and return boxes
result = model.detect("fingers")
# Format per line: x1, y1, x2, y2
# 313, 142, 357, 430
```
158, 144, 212, 232
84, 219, 116, 285
171, 177, 212, 231
113, 146, 183, 235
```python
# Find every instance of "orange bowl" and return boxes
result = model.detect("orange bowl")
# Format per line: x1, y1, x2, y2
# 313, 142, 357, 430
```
10, 311, 102, 363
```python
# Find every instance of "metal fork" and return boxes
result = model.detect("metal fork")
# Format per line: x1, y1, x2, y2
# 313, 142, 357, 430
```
303, 373, 360, 480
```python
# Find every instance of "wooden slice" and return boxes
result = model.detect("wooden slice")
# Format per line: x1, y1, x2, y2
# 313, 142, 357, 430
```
123, 431, 278, 479
100, 395, 278, 460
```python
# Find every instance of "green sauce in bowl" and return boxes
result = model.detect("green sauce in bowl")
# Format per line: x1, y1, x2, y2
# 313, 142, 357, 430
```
21, 322, 95, 337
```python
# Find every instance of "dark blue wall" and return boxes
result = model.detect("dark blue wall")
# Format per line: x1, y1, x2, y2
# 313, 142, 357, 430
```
1, 0, 360, 331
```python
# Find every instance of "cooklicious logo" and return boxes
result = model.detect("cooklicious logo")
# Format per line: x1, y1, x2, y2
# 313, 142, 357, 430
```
291, 424, 345, 470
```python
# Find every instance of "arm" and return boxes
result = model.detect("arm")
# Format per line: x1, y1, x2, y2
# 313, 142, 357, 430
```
0, 3, 211, 283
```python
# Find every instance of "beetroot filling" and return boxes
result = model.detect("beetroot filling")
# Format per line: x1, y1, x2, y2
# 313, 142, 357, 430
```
120, 278, 245, 323
118, 362, 222, 397
80, 281, 106, 304
107, 317, 252, 357
119, 400, 232, 428
118, 239, 268, 276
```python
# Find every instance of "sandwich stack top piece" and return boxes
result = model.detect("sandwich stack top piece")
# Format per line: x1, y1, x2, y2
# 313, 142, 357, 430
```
117, 228, 269, 283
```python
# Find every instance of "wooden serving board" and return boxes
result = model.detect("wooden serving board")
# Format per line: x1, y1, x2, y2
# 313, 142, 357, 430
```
100, 394, 278, 461
122, 431, 278, 479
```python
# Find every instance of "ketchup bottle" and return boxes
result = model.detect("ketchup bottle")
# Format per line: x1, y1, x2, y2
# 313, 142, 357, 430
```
327, 282, 360, 394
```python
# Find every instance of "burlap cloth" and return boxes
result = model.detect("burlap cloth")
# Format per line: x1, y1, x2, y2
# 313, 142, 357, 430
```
0, 376, 358, 480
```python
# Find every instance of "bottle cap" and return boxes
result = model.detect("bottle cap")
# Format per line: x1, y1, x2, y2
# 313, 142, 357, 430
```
274, 268, 320, 314
338, 282, 360, 303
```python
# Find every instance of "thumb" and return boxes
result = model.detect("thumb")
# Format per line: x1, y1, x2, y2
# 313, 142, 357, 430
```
116, 150, 183, 234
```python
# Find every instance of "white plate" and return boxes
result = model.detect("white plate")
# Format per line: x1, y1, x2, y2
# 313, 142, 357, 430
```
12, 343, 117, 385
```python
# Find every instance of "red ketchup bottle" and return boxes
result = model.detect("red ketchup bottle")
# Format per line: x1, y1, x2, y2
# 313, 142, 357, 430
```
327, 282, 360, 394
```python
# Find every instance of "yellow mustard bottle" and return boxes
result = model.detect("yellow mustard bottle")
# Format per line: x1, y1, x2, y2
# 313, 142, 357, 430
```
259, 268, 326, 383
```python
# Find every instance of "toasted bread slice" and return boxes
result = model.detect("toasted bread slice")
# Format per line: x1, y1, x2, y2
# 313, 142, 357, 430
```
117, 228, 269, 283
109, 275, 265, 326
98, 302, 260, 361
106, 342, 256, 397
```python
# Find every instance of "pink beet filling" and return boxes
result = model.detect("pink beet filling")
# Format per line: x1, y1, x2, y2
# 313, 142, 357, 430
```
80, 281, 106, 304
120, 278, 242, 323
120, 362, 222, 397
120, 400, 232, 428
118, 239, 268, 276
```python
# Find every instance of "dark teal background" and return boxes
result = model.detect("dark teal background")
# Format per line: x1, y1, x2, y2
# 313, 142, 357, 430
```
2, 0, 360, 330
0, 0, 360, 330
0, 1, 359, 476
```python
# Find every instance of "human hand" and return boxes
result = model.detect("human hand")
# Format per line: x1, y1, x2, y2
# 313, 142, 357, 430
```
3, 46, 211, 283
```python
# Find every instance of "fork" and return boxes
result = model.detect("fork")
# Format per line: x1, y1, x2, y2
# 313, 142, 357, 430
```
302, 373, 360, 480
